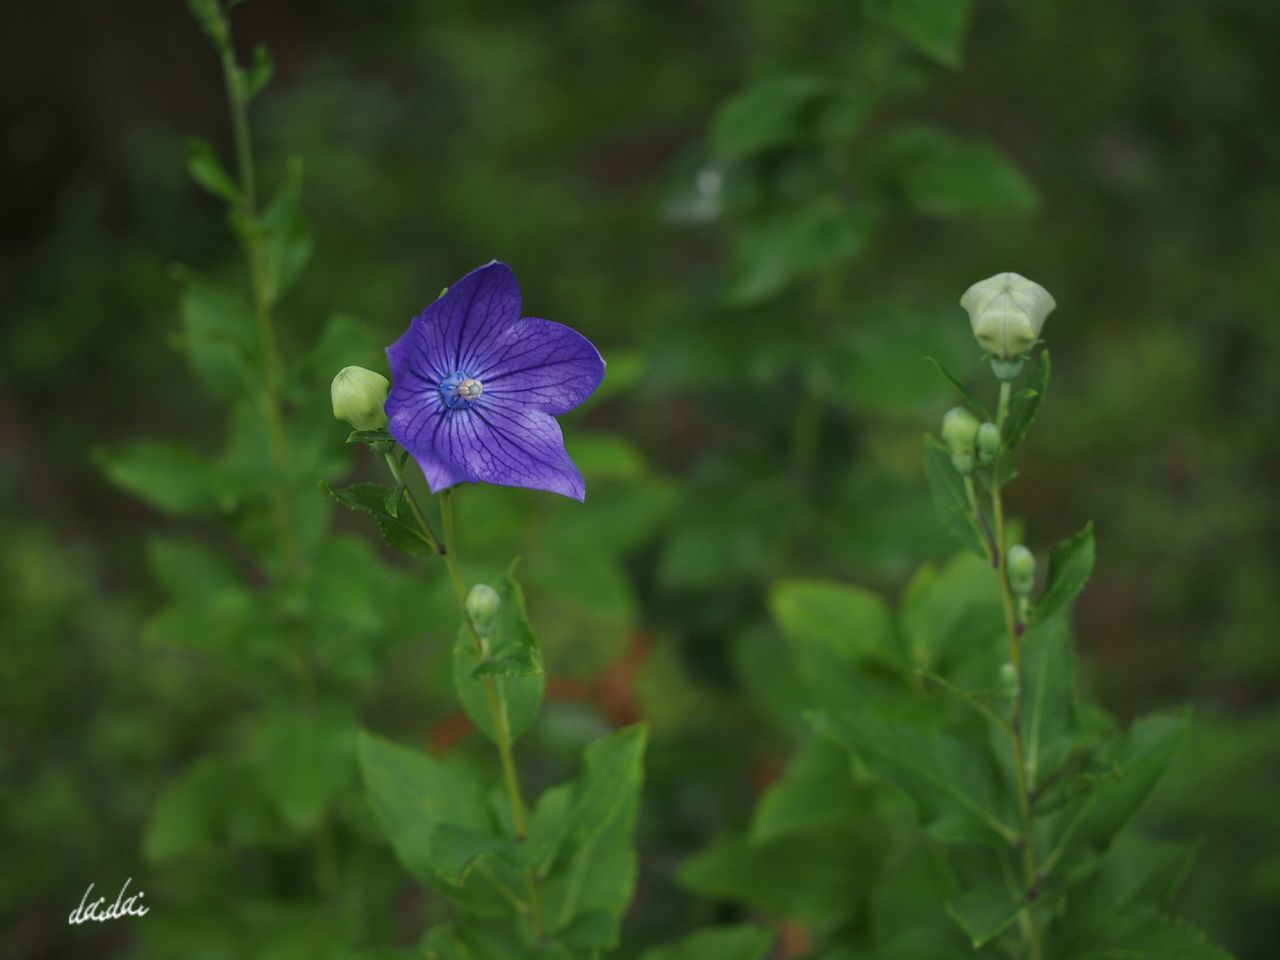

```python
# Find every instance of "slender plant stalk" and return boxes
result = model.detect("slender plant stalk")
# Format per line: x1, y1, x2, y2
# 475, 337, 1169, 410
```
218, 41, 298, 573
439, 489, 547, 940
992, 378, 1043, 960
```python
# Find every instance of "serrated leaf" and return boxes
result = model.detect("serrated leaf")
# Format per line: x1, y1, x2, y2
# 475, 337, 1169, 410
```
186, 138, 239, 204
346, 428, 393, 446
325, 481, 436, 557
639, 925, 775, 960
1035, 522, 1095, 622
923, 436, 988, 558
452, 636, 544, 744
1004, 350, 1050, 449
470, 648, 542, 678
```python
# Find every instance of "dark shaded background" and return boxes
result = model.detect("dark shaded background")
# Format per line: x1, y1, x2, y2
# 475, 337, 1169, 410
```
3, 0, 1278, 957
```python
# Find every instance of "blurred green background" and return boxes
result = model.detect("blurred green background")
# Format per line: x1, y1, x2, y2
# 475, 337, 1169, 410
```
3, 0, 1277, 957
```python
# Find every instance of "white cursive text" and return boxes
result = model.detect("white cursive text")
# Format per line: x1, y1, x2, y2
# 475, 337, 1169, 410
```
68, 878, 149, 924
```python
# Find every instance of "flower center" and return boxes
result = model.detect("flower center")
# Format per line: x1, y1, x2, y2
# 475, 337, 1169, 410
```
440, 371, 484, 409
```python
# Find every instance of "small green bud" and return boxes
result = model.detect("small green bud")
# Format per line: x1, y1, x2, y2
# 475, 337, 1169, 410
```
998, 662, 1019, 696
941, 406, 980, 475
331, 366, 389, 431
465, 583, 501, 627
960, 272, 1056, 361
977, 421, 1001, 465
1006, 544, 1037, 597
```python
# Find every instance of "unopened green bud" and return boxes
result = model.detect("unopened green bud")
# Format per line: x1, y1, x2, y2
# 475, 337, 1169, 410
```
1007, 545, 1037, 597
977, 421, 1001, 465
941, 406, 980, 475
998, 662, 1019, 696
960, 272, 1056, 361
465, 583, 501, 627
331, 366, 389, 431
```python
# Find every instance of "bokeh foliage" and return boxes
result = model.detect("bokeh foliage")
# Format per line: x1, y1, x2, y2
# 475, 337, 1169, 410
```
2, 0, 1278, 957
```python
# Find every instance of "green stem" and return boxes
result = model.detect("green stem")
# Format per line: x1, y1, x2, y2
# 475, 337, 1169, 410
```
218, 36, 296, 574
381, 450, 445, 553
439, 489, 546, 941
992, 384, 1043, 960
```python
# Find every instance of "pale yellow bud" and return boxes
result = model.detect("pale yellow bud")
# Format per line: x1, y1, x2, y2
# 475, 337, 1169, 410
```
331, 366, 389, 431
960, 272, 1056, 361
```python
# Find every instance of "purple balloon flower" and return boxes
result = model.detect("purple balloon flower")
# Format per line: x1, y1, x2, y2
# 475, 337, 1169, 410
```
385, 261, 605, 501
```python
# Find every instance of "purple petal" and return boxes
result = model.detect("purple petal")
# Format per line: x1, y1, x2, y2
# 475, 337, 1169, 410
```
472, 318, 606, 415
386, 261, 522, 388
395, 400, 585, 501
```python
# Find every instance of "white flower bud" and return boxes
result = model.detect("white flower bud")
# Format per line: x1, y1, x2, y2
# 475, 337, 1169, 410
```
960, 272, 1056, 361
465, 583, 501, 628
941, 406, 980, 475
331, 366, 389, 431
977, 421, 1001, 465
1007, 544, 1037, 597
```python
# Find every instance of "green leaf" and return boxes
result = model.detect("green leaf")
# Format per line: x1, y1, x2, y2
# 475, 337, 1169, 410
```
639, 925, 775, 960
923, 436, 987, 558
1046, 711, 1190, 880
452, 636, 544, 744
251, 707, 355, 832
452, 566, 545, 739
945, 885, 1024, 948
98, 441, 219, 515
427, 824, 516, 886
1004, 350, 1050, 449
325, 481, 436, 557
1035, 522, 1095, 622
244, 44, 274, 99
540, 725, 648, 949
677, 829, 875, 923
711, 73, 829, 162
865, 0, 975, 67
751, 737, 862, 843
346, 427, 393, 446
770, 579, 902, 673
726, 197, 875, 306
530, 724, 648, 877
925, 356, 991, 420
869, 126, 1037, 218
142, 538, 256, 651
356, 731, 490, 884
176, 275, 256, 398
812, 708, 1017, 846
1022, 614, 1077, 793
1070, 914, 1235, 960
235, 158, 312, 306
144, 758, 234, 862
186, 138, 240, 204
